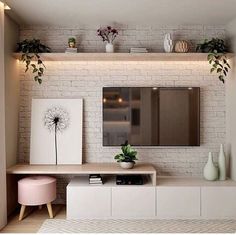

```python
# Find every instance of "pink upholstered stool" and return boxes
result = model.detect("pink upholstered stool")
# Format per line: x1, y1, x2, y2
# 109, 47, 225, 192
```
18, 176, 56, 221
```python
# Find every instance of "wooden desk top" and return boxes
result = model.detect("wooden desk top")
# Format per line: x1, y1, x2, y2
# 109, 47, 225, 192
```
7, 163, 156, 175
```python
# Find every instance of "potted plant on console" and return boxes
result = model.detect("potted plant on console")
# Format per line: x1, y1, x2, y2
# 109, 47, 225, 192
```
115, 142, 138, 169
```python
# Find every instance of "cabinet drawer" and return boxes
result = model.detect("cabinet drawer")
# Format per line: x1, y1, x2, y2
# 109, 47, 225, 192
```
112, 187, 155, 218
201, 187, 236, 219
67, 186, 111, 219
157, 187, 200, 218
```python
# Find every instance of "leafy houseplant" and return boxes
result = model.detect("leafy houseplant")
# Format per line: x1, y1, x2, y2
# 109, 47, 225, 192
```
17, 39, 51, 84
196, 38, 230, 83
114, 142, 138, 169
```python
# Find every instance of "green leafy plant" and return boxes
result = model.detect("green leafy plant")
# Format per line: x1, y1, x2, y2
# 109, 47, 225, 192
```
196, 38, 230, 83
17, 39, 51, 84
114, 142, 138, 163
68, 37, 76, 44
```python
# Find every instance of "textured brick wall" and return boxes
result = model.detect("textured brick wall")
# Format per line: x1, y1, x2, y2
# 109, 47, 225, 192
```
18, 25, 226, 203
20, 25, 226, 53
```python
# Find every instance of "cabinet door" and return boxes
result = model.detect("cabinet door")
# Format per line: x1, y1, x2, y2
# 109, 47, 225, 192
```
67, 186, 111, 219
157, 187, 200, 218
112, 187, 155, 218
201, 187, 236, 219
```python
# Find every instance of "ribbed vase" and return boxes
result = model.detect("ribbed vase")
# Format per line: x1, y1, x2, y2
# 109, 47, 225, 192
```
218, 144, 226, 180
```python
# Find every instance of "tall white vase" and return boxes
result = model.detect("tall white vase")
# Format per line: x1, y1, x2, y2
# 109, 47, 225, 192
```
203, 152, 218, 181
164, 33, 173, 53
218, 144, 226, 180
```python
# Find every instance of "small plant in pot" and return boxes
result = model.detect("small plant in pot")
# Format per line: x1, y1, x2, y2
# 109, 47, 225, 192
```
68, 37, 76, 48
196, 38, 231, 83
114, 142, 138, 169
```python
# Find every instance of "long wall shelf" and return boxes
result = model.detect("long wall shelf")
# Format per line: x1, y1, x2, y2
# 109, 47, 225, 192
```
13, 53, 235, 62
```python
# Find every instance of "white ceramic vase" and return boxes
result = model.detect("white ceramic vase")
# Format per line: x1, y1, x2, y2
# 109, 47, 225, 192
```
218, 144, 226, 180
164, 33, 173, 53
203, 152, 218, 181
106, 43, 114, 53
120, 162, 134, 169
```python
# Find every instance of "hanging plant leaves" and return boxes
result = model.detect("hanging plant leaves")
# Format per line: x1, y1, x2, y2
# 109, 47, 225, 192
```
16, 39, 51, 84
196, 38, 230, 83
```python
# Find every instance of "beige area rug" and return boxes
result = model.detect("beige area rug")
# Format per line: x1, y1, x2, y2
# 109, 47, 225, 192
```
38, 219, 236, 233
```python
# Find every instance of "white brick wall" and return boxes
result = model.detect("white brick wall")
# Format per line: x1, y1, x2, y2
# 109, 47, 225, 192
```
20, 25, 226, 53
18, 25, 226, 203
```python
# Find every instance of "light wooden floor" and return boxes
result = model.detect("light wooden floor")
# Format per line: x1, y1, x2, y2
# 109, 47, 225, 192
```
1, 205, 65, 233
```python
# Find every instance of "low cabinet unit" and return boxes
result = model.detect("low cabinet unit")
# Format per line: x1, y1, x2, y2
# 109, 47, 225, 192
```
112, 187, 156, 218
156, 187, 200, 218
201, 186, 236, 219
67, 177, 111, 219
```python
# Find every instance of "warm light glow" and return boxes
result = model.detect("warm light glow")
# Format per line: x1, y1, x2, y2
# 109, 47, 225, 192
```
152, 87, 158, 90
103, 98, 107, 103
118, 98, 123, 103
4, 4, 10, 10
188, 87, 193, 90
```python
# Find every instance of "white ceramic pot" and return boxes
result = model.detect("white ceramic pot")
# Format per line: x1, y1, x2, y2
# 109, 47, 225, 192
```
105, 43, 114, 53
203, 152, 218, 181
218, 144, 226, 180
164, 33, 173, 53
120, 162, 135, 169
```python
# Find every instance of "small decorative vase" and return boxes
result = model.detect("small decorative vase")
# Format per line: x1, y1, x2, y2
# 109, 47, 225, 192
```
203, 152, 218, 181
218, 144, 226, 180
120, 162, 134, 169
105, 43, 114, 53
174, 40, 189, 53
68, 42, 76, 48
164, 33, 174, 53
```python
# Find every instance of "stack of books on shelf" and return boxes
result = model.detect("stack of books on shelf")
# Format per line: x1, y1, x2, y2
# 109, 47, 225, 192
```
65, 47, 78, 53
89, 174, 103, 185
130, 47, 148, 53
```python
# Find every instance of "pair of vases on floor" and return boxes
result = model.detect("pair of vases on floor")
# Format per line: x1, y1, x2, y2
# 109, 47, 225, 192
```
203, 144, 226, 181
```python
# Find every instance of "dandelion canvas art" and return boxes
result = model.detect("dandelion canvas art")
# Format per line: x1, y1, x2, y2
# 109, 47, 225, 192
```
30, 99, 83, 165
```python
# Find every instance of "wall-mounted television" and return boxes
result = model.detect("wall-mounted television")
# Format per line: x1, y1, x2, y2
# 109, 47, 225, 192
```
103, 87, 200, 146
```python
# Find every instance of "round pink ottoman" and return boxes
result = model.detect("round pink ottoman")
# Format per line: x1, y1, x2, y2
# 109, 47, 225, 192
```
18, 176, 56, 221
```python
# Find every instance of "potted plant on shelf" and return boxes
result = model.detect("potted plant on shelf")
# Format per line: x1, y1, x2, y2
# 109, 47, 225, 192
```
68, 37, 76, 48
16, 39, 51, 84
114, 142, 138, 169
196, 38, 231, 83
97, 26, 118, 53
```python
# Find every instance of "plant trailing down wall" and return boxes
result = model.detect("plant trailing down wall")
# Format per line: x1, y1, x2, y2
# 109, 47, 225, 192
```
17, 39, 51, 84
196, 38, 230, 83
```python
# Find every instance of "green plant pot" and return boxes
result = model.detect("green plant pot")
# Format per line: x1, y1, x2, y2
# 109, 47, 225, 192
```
119, 162, 134, 169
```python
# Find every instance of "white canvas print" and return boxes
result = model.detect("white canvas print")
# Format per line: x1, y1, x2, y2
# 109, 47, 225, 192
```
30, 99, 83, 165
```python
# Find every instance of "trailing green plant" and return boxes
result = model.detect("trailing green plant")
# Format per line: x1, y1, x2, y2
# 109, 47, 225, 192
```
17, 39, 51, 84
68, 37, 76, 44
196, 38, 230, 83
114, 142, 138, 163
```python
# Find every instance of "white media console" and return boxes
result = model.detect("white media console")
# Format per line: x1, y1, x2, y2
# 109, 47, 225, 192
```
7, 163, 236, 219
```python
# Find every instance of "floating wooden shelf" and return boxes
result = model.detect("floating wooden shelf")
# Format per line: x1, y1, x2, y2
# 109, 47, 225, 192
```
13, 53, 235, 62
6, 163, 157, 186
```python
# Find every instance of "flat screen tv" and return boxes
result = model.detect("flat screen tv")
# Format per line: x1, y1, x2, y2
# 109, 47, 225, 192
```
103, 87, 200, 146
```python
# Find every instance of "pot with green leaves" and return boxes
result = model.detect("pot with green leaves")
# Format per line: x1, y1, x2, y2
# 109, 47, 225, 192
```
16, 39, 51, 84
114, 143, 138, 169
196, 38, 230, 83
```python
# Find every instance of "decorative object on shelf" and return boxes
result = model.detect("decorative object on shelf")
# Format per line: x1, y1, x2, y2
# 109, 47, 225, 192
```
174, 40, 189, 53
16, 39, 51, 84
68, 37, 76, 48
66, 37, 78, 53
30, 99, 83, 165
196, 38, 230, 83
114, 141, 138, 169
203, 152, 218, 181
164, 33, 174, 53
130, 47, 148, 53
97, 26, 118, 53
218, 144, 226, 181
